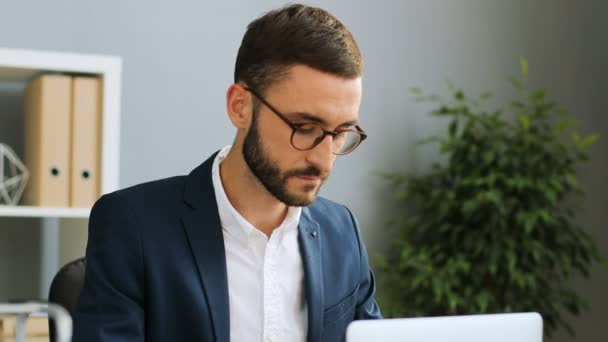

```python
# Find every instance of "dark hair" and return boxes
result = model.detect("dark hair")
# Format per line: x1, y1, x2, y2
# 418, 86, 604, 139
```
234, 3, 363, 96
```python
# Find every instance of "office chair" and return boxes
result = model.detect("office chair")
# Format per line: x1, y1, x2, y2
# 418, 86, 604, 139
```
48, 257, 86, 342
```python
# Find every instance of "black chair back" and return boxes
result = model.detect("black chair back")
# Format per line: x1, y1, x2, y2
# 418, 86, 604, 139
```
48, 257, 86, 342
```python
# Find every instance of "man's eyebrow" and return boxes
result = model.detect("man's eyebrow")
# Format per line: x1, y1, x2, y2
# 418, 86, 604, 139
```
289, 112, 359, 129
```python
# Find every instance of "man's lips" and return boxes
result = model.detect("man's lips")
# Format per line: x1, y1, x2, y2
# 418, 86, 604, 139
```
287, 166, 328, 182
296, 175, 321, 181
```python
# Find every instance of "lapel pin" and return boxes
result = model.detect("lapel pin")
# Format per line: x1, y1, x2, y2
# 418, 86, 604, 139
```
311, 230, 317, 238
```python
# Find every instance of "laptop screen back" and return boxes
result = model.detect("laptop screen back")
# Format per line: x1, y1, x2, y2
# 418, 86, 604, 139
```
347, 312, 543, 342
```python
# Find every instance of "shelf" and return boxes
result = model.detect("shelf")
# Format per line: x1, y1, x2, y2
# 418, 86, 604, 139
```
0, 47, 120, 299
0, 205, 90, 218
0, 47, 122, 195
0, 48, 121, 81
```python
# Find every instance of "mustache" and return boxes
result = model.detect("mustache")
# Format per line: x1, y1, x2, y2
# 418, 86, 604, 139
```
285, 166, 328, 180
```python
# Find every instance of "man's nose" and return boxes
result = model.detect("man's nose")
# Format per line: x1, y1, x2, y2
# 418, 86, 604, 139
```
306, 135, 336, 175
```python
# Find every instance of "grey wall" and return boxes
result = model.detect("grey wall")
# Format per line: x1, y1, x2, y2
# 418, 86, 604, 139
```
0, 1, 605, 340
550, 3, 608, 341
0, 218, 41, 299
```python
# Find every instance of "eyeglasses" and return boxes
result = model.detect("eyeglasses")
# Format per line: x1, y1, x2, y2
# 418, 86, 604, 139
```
244, 87, 367, 155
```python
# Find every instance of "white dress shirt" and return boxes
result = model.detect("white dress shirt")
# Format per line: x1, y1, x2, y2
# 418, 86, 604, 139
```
211, 146, 308, 342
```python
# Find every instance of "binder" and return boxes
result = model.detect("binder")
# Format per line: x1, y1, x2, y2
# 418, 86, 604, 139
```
69, 76, 102, 208
0, 315, 49, 340
23, 74, 72, 206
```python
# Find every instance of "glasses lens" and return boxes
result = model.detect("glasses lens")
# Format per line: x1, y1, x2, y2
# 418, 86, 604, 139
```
292, 124, 363, 154
292, 124, 325, 150
334, 131, 361, 154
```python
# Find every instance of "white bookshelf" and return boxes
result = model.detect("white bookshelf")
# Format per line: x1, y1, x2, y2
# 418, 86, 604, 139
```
0, 205, 90, 218
0, 48, 122, 298
0, 47, 122, 206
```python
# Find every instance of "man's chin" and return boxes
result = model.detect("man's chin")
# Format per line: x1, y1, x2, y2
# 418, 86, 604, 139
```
287, 197, 316, 207
277, 187, 319, 207
293, 188, 321, 206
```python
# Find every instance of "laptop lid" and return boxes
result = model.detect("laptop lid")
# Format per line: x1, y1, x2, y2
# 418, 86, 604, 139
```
346, 312, 543, 342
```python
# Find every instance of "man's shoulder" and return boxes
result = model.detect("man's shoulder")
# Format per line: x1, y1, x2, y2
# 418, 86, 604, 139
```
92, 175, 189, 221
105, 175, 187, 202
101, 151, 218, 205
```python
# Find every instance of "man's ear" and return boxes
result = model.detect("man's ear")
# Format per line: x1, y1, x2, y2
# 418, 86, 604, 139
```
226, 83, 252, 129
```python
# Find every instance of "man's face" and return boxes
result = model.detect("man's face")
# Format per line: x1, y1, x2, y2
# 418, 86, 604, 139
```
242, 65, 362, 206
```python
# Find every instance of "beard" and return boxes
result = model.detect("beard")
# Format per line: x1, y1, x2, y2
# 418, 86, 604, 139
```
242, 115, 326, 207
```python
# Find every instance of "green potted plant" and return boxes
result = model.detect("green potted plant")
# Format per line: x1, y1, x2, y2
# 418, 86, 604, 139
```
377, 58, 605, 338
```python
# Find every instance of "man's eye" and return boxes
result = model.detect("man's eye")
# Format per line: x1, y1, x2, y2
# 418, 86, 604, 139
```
296, 124, 318, 134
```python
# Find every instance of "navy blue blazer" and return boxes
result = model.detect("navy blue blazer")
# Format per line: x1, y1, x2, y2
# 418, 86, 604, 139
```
73, 152, 381, 342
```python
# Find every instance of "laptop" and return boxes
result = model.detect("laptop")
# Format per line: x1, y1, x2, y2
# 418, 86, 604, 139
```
346, 312, 543, 342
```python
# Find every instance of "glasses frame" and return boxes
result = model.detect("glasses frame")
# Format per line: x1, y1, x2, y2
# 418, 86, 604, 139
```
243, 86, 367, 155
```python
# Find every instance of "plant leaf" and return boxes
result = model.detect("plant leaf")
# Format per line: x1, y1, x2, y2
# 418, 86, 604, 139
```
532, 89, 546, 103
580, 134, 599, 148
520, 56, 529, 78
519, 114, 530, 130
409, 87, 423, 95
480, 91, 493, 100
449, 120, 459, 137
510, 77, 523, 91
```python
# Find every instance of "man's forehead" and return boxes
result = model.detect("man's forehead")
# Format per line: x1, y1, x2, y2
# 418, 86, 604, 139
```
267, 65, 362, 124
282, 110, 358, 127
274, 64, 362, 95
279, 97, 361, 128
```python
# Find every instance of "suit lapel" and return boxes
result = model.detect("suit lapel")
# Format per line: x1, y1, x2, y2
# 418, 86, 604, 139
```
298, 208, 323, 342
181, 152, 230, 342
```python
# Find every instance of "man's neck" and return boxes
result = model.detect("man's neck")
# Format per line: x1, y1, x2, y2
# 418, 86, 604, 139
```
219, 149, 288, 237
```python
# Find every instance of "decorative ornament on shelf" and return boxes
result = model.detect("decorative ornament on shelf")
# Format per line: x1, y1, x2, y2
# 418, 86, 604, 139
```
0, 143, 29, 205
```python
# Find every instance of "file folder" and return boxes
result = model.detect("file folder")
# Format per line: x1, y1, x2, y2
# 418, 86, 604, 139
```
23, 74, 72, 206
70, 76, 102, 208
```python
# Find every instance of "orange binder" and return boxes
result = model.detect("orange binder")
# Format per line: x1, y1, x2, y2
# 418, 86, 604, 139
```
23, 74, 72, 206
69, 76, 102, 208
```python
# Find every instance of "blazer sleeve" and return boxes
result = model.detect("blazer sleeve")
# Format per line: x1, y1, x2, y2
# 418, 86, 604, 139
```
73, 193, 145, 342
344, 206, 383, 320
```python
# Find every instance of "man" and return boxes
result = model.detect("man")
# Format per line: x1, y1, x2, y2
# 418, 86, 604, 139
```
73, 4, 381, 342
